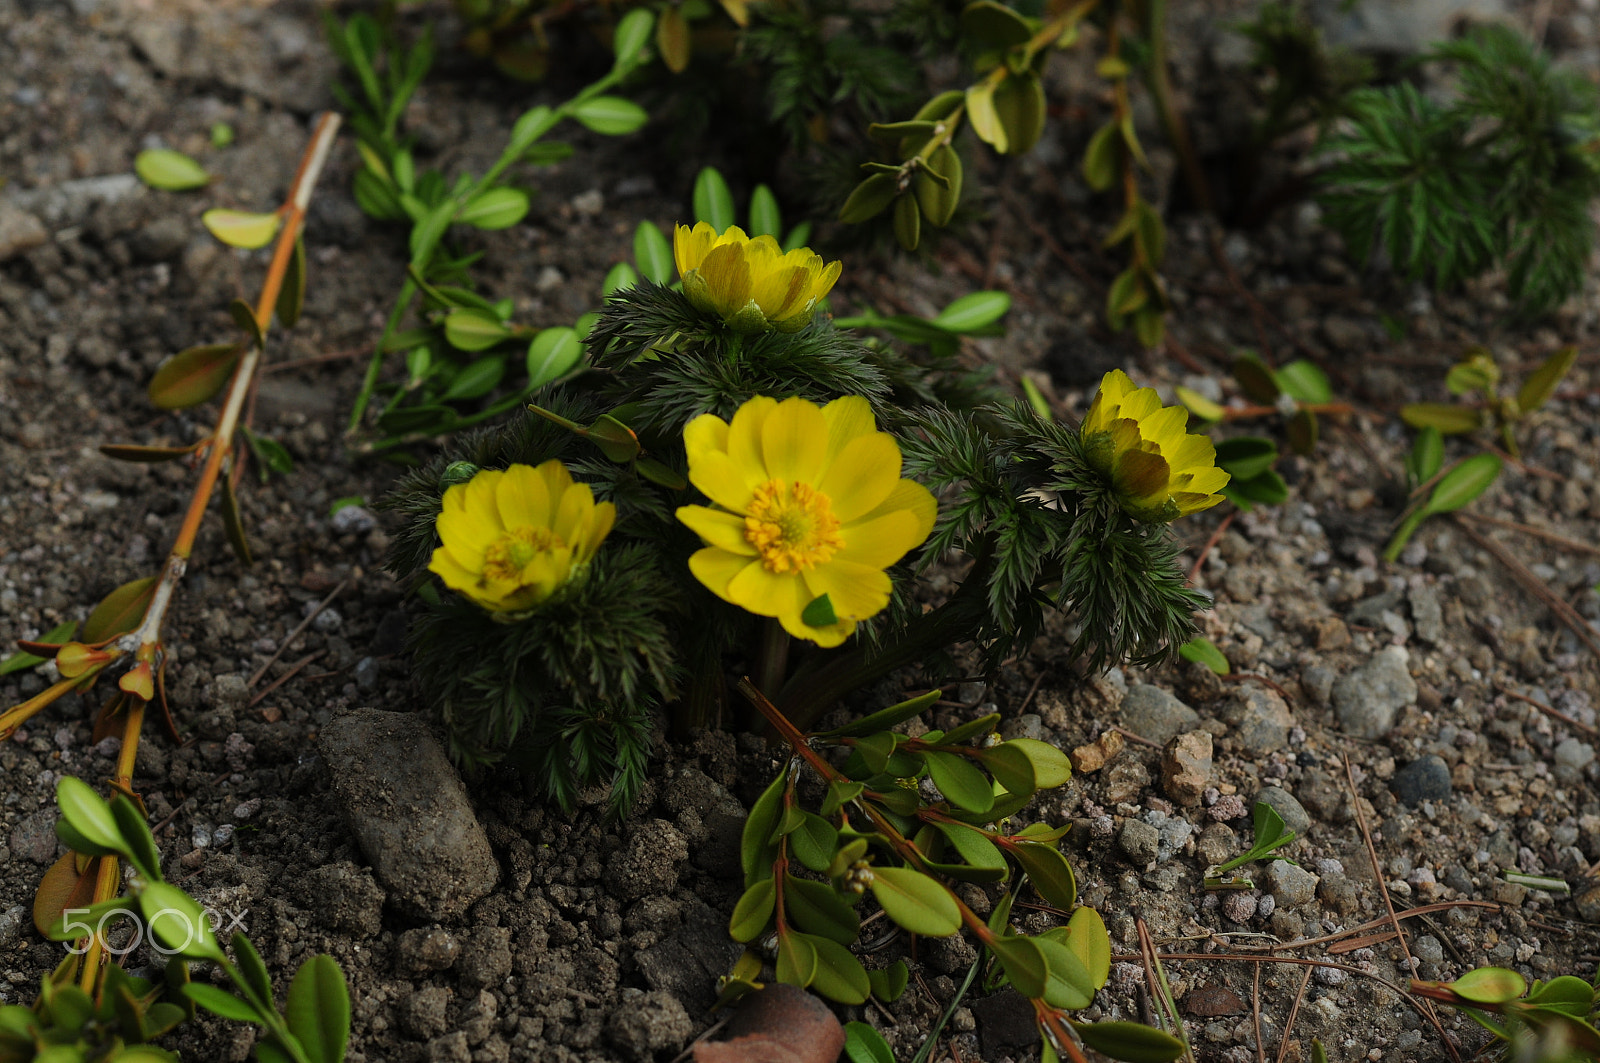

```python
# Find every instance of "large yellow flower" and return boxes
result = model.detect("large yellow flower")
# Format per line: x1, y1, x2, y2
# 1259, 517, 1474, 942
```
1081, 369, 1229, 523
676, 395, 936, 647
430, 461, 616, 615
674, 222, 842, 333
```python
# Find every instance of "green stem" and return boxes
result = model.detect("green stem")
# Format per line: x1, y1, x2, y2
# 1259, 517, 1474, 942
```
1383, 508, 1428, 563
348, 276, 417, 433
753, 618, 790, 708
1139, 0, 1214, 214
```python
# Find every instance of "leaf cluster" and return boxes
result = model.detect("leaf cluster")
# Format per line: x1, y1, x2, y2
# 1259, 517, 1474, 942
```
3, 778, 350, 1063
1412, 965, 1600, 1061
1316, 25, 1600, 316
899, 400, 1209, 669
725, 691, 1184, 1062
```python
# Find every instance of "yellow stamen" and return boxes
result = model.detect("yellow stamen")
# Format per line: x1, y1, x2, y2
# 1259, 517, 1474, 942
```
743, 480, 843, 574
483, 526, 566, 584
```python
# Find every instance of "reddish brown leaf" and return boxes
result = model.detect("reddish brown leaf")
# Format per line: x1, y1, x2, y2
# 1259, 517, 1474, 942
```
693, 984, 844, 1063
1184, 983, 1246, 1017
33, 851, 98, 937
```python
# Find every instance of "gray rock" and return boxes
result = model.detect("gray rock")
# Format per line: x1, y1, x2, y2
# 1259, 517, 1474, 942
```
1252, 786, 1311, 837
606, 819, 689, 902
1553, 738, 1596, 772
0, 201, 48, 262
125, 10, 337, 111
1300, 665, 1336, 706
1311, 0, 1507, 55
1265, 860, 1319, 907
0, 905, 26, 950
1317, 874, 1360, 914
606, 989, 693, 1063
1100, 757, 1150, 805
1223, 686, 1293, 755
1348, 586, 1405, 627
1332, 646, 1417, 738
9, 808, 60, 864
320, 708, 499, 919
306, 861, 385, 937
1117, 819, 1161, 866
8, 174, 143, 227
1409, 584, 1444, 644
1119, 683, 1200, 745
1575, 884, 1600, 923
1391, 755, 1452, 807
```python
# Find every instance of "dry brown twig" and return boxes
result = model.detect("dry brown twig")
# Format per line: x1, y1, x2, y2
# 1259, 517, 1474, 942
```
1455, 515, 1600, 659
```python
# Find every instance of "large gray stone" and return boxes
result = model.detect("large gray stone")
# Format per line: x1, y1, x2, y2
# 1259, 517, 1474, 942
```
1252, 786, 1312, 837
1332, 646, 1417, 738
1310, 0, 1507, 55
1119, 683, 1200, 745
1265, 860, 1319, 907
320, 708, 499, 920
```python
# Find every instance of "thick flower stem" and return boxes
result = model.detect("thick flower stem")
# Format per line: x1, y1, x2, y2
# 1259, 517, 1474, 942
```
753, 618, 790, 708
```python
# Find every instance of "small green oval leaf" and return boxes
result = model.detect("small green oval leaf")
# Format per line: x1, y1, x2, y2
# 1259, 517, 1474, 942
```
442, 357, 507, 402
1010, 841, 1077, 910
526, 326, 582, 389
748, 184, 782, 238
1179, 637, 1230, 675
285, 954, 350, 1063
1422, 453, 1501, 516
443, 309, 513, 352
932, 291, 1011, 333
1274, 360, 1332, 404
572, 96, 649, 136
1074, 1019, 1188, 1061
729, 879, 775, 942
633, 221, 673, 284
869, 867, 960, 937
83, 576, 159, 643
1449, 966, 1527, 1004
135, 149, 210, 191
457, 187, 529, 230
924, 750, 993, 813
693, 167, 736, 233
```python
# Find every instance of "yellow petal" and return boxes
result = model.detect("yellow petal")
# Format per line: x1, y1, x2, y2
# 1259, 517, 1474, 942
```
1118, 386, 1162, 422
552, 479, 594, 545
1172, 465, 1230, 495
429, 545, 482, 595
835, 509, 923, 568
855, 478, 937, 546
495, 464, 553, 530
689, 450, 759, 513
760, 396, 827, 486
726, 560, 810, 624
751, 264, 810, 322
688, 548, 754, 603
1114, 449, 1172, 507
820, 395, 876, 469
780, 609, 855, 647
436, 491, 499, 556
674, 221, 717, 275
698, 242, 753, 318
684, 412, 731, 464
818, 432, 901, 522
802, 561, 891, 621
1137, 405, 1189, 452
811, 258, 842, 302
582, 501, 616, 562
1173, 491, 1226, 515
677, 505, 757, 555
727, 395, 777, 479
1165, 431, 1216, 472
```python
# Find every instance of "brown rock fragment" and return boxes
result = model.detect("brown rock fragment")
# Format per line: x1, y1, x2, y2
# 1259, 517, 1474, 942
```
1071, 730, 1124, 774
1161, 731, 1213, 807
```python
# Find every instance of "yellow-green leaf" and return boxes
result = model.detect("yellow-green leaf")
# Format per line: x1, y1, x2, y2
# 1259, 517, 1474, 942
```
135, 149, 210, 191
838, 173, 900, 225
202, 209, 282, 250
1175, 386, 1225, 423
1422, 453, 1501, 516
148, 343, 242, 410
729, 879, 775, 942
1449, 966, 1526, 1004
656, 6, 691, 73
966, 79, 1007, 153
83, 576, 159, 643
1517, 345, 1576, 413
276, 236, 306, 328
1401, 403, 1484, 435
1074, 1020, 1188, 1061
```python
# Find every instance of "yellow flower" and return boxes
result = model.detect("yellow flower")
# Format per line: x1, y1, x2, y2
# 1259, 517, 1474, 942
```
430, 461, 616, 615
676, 395, 936, 647
1081, 369, 1230, 523
673, 222, 842, 333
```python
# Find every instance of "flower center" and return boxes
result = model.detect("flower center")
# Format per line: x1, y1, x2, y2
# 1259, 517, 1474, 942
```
744, 479, 843, 574
482, 525, 566, 584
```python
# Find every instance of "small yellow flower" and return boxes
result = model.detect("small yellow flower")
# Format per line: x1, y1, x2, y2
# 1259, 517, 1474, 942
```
1081, 369, 1230, 523
676, 395, 936, 647
673, 222, 842, 333
430, 461, 616, 615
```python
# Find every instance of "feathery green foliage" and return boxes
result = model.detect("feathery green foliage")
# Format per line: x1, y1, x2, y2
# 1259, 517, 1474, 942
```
1316, 25, 1600, 316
